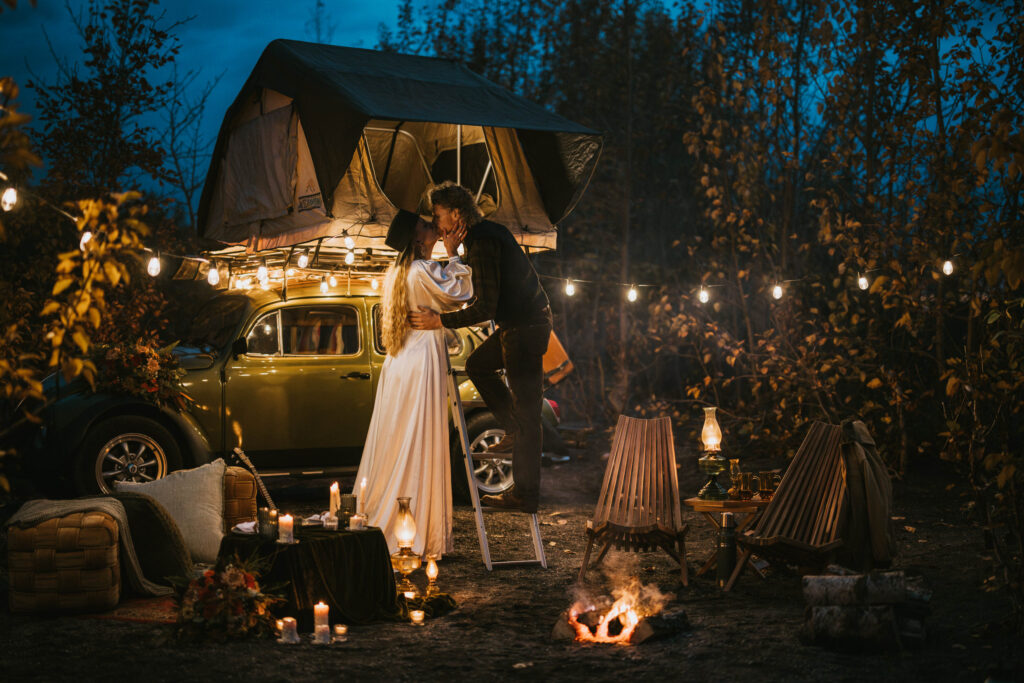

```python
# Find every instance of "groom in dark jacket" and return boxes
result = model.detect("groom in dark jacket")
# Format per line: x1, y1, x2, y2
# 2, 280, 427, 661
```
408, 182, 551, 513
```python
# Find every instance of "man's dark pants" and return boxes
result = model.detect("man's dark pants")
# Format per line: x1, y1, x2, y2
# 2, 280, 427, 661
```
465, 322, 551, 511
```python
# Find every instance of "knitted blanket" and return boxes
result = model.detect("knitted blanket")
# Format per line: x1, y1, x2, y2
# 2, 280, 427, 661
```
7, 497, 174, 597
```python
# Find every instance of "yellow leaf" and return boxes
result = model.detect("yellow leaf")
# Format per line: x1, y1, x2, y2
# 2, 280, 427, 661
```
40, 301, 61, 316
53, 276, 74, 295
103, 261, 121, 286
72, 330, 90, 354
867, 378, 883, 389
946, 375, 960, 396
868, 275, 888, 294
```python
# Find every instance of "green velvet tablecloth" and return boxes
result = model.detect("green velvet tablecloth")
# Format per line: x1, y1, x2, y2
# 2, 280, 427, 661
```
218, 526, 401, 629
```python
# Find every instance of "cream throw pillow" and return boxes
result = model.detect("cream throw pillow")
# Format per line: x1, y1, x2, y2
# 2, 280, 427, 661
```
115, 458, 226, 563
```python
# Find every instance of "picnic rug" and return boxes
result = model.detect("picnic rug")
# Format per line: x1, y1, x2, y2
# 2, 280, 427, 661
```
81, 595, 178, 624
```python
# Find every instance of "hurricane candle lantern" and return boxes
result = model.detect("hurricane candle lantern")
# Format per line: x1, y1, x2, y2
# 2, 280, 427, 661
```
390, 497, 421, 597
278, 514, 295, 543
697, 407, 729, 500
425, 555, 439, 596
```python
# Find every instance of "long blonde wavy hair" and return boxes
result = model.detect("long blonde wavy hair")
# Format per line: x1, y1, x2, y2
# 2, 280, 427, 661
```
381, 240, 417, 355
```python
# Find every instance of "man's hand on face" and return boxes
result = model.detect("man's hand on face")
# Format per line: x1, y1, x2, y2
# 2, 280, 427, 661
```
443, 224, 467, 258
408, 306, 442, 330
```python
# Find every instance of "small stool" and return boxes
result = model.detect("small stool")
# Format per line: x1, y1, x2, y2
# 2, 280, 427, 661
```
7, 511, 120, 613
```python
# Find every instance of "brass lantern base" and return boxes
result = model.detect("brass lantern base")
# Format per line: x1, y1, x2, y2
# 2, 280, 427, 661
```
391, 547, 421, 597
698, 452, 729, 501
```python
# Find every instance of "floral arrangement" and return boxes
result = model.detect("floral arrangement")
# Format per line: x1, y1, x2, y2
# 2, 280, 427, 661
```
92, 342, 191, 409
171, 554, 282, 642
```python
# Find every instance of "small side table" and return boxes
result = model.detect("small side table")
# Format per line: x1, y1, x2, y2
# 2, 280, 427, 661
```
683, 497, 769, 579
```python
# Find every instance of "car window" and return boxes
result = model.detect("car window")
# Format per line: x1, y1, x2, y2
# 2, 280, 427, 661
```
188, 296, 247, 349
372, 303, 464, 357
372, 304, 385, 354
282, 305, 360, 356
246, 311, 280, 355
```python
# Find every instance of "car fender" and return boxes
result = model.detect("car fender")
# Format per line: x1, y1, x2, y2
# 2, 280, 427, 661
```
56, 394, 213, 467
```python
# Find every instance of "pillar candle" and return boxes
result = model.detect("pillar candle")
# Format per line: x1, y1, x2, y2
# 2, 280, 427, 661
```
314, 624, 331, 645
314, 601, 329, 629
280, 617, 300, 643
329, 482, 340, 516
358, 477, 367, 514
278, 514, 294, 543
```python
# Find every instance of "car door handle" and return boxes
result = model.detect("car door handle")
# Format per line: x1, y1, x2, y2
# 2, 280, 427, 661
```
342, 371, 371, 380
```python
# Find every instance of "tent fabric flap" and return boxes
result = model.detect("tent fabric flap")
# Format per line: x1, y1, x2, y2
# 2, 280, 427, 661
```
222, 104, 297, 226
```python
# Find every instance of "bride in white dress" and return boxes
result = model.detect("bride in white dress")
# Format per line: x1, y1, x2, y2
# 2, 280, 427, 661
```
354, 209, 471, 558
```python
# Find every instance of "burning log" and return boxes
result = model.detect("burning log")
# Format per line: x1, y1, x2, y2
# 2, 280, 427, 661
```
551, 605, 689, 646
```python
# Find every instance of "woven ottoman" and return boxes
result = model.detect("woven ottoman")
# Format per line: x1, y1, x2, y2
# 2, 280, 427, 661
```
7, 510, 120, 613
223, 465, 258, 531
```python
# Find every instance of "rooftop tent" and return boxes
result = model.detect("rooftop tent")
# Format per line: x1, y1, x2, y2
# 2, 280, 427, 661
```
198, 40, 603, 253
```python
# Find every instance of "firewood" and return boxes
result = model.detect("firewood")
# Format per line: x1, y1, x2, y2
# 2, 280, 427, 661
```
802, 571, 906, 606
628, 607, 690, 645
799, 605, 902, 652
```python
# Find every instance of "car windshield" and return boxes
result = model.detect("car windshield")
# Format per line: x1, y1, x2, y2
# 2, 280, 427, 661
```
186, 296, 248, 350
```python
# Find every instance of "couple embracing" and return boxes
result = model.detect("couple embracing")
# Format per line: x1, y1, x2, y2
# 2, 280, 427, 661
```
354, 182, 552, 559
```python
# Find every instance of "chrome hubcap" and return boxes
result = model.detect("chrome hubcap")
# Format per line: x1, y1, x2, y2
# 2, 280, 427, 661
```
470, 428, 513, 494
95, 433, 167, 493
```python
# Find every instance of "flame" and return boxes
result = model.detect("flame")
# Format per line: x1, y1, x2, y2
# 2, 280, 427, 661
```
232, 420, 243, 449
567, 594, 641, 644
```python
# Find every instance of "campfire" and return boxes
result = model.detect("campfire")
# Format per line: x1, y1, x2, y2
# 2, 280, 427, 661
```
554, 577, 688, 646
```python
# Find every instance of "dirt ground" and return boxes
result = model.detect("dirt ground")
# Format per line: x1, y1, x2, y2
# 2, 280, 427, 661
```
1, 435, 1021, 683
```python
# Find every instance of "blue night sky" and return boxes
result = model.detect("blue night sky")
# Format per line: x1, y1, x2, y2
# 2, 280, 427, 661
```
0, 0, 403, 162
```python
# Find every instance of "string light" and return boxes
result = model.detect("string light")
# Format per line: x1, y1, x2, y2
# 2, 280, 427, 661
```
457, 243, 465, 257
207, 264, 220, 286
698, 287, 710, 304
344, 234, 355, 250
345, 250, 355, 265
79, 231, 93, 251
147, 253, 161, 277
1, 186, 17, 212
565, 279, 576, 296
627, 285, 638, 302
942, 259, 954, 276
286, 268, 296, 277
857, 274, 869, 290
371, 278, 379, 291
260, 278, 270, 290
257, 260, 268, 282
771, 283, 784, 300
297, 249, 310, 268
329, 274, 338, 287
320, 276, 329, 293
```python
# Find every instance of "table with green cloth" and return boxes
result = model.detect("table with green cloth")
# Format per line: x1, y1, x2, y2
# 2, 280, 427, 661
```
218, 526, 401, 629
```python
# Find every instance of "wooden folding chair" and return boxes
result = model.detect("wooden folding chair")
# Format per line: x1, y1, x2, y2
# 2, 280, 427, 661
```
578, 416, 688, 585
724, 421, 847, 591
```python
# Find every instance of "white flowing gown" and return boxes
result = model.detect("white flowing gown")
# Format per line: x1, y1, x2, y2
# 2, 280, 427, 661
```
354, 258, 473, 558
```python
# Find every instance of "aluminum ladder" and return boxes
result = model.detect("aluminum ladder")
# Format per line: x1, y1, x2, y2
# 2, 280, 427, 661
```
446, 354, 547, 570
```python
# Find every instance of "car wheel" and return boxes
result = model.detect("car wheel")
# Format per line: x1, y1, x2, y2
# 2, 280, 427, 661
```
450, 411, 513, 504
75, 415, 183, 494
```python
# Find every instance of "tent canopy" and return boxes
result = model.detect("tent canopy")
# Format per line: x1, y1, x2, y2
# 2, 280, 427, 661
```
198, 40, 602, 253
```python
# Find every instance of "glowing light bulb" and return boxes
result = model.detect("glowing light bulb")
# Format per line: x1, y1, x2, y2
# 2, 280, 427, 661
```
79, 231, 93, 251
564, 280, 576, 296
297, 250, 309, 268
147, 255, 161, 277
207, 266, 220, 286
627, 285, 638, 302
371, 278, 379, 291
457, 243, 465, 257
857, 274, 869, 290
257, 261, 268, 282
260, 278, 270, 290
345, 250, 355, 265
263, 323, 272, 335
771, 283, 783, 300
329, 274, 338, 287
1, 186, 16, 211
286, 268, 295, 277
698, 287, 709, 304
344, 234, 355, 250
942, 259, 954, 276
320, 276, 328, 293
